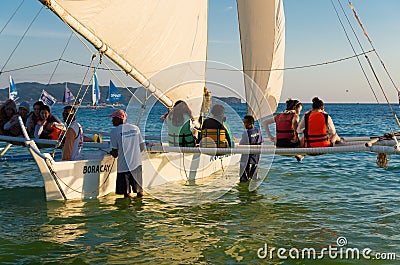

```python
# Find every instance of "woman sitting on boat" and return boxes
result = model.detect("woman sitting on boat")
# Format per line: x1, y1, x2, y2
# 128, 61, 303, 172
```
0, 99, 17, 135
201, 104, 234, 148
264, 98, 303, 148
3, 101, 30, 137
297, 97, 341, 147
166, 100, 197, 147
26, 101, 45, 138
34, 105, 65, 140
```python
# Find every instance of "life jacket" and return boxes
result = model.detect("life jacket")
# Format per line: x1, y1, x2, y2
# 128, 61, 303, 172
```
304, 112, 330, 147
275, 112, 295, 141
200, 128, 228, 148
167, 116, 195, 147
47, 126, 64, 140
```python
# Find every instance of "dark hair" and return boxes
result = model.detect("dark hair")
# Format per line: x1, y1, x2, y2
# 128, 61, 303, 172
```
285, 99, 294, 110
33, 101, 45, 108
244, 115, 255, 124
312, 97, 324, 110
63, 105, 76, 113
294, 100, 302, 109
168, 100, 193, 125
40, 105, 50, 113
211, 104, 225, 116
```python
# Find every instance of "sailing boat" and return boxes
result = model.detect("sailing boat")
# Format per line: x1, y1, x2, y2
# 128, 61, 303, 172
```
3, 1, 396, 201
8, 76, 19, 102
91, 72, 101, 108
62, 82, 75, 104
105, 80, 124, 107
0, 0, 283, 201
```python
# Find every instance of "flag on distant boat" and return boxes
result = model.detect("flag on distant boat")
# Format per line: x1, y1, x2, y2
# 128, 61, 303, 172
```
63, 82, 75, 103
39, 89, 57, 107
8, 76, 19, 101
92, 72, 100, 106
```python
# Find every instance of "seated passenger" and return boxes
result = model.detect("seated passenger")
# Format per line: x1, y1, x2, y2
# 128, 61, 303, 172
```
26, 101, 45, 138
166, 100, 196, 147
297, 97, 341, 147
3, 101, 30, 137
264, 98, 302, 147
201, 104, 234, 148
0, 99, 17, 135
62, 106, 83, 161
34, 105, 65, 140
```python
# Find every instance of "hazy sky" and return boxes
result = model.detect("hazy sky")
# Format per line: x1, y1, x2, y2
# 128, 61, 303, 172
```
0, 0, 399, 103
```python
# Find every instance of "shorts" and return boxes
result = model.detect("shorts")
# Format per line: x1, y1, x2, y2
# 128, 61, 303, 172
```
116, 166, 143, 195
276, 139, 300, 148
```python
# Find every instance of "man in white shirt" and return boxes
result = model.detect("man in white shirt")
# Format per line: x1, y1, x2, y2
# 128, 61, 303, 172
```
109, 109, 145, 198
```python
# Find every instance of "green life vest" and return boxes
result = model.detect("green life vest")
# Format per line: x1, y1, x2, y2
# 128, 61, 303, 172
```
167, 114, 195, 147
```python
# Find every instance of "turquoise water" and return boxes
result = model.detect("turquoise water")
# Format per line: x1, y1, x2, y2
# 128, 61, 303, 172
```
0, 103, 399, 264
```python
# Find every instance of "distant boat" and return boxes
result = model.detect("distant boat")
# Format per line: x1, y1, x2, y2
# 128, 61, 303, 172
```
105, 80, 124, 106
91, 72, 100, 107
62, 82, 75, 104
8, 76, 19, 101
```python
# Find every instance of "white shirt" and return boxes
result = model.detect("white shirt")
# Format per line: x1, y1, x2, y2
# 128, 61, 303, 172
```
69, 121, 83, 160
110, 123, 144, 172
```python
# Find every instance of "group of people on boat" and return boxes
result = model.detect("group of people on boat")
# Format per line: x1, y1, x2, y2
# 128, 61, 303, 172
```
264, 96, 342, 161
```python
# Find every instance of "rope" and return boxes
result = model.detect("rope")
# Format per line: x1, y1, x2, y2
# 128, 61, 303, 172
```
0, 59, 59, 74
49, 157, 116, 196
0, 5, 43, 74
335, 0, 400, 128
47, 32, 74, 85
208, 50, 374, 72
347, 0, 399, 94
100, 58, 143, 104
50, 55, 99, 156
0, 0, 25, 35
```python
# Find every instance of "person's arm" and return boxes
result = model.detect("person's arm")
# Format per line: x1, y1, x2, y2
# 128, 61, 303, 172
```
297, 116, 305, 134
109, 129, 118, 157
263, 117, 275, 143
62, 128, 76, 161
34, 121, 44, 138
3, 115, 18, 130
327, 115, 337, 137
292, 114, 300, 142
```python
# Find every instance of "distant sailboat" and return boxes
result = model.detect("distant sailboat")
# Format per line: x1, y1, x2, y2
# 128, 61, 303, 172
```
91, 72, 100, 107
62, 82, 75, 104
105, 80, 123, 106
8, 76, 19, 101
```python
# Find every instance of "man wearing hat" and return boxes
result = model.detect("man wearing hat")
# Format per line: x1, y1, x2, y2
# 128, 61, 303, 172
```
109, 109, 144, 198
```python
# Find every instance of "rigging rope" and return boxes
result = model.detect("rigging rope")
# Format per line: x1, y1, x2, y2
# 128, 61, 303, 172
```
0, 5, 43, 74
331, 0, 400, 136
0, 0, 25, 35
348, 1, 399, 94
335, 0, 400, 128
47, 32, 74, 85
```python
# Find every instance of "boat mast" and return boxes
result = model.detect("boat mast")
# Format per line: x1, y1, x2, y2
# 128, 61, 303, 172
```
39, 0, 174, 109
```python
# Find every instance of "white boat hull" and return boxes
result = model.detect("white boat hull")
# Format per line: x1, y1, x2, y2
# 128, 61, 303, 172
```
29, 147, 240, 201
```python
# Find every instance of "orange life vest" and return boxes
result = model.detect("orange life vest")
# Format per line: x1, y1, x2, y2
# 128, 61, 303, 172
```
275, 112, 295, 141
304, 112, 330, 147
47, 126, 63, 140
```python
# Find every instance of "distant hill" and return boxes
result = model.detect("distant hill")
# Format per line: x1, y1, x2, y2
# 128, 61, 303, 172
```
0, 82, 136, 104
0, 82, 242, 105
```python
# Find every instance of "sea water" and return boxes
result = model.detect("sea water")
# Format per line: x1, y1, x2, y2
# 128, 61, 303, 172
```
0, 103, 399, 264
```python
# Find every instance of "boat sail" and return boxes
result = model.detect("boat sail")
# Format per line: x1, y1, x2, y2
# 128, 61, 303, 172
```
62, 82, 75, 104
106, 80, 123, 106
91, 72, 100, 106
0, 0, 284, 201
8, 76, 19, 101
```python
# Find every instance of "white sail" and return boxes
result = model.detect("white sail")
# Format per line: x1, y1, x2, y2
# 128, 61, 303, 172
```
41, 0, 208, 116
237, 0, 285, 119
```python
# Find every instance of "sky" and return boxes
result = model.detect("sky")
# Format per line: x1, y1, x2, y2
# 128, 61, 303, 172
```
0, 0, 400, 103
